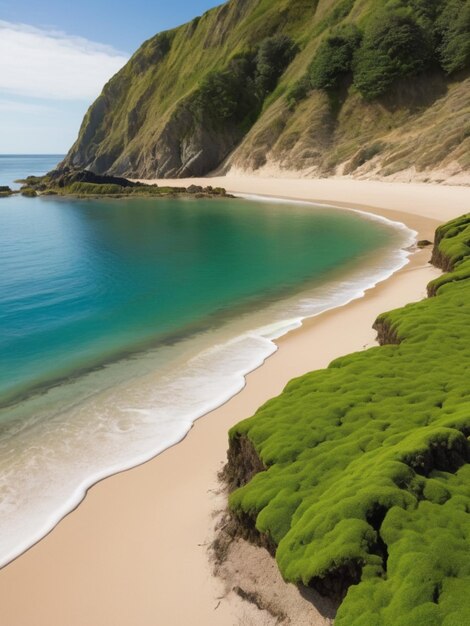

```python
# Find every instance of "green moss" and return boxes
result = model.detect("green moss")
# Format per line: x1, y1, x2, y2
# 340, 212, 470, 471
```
68, 182, 125, 195
429, 258, 470, 295
64, 182, 187, 197
228, 214, 470, 623
434, 214, 470, 267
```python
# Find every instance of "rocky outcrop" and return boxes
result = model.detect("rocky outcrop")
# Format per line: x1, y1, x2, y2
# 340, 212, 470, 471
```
17, 167, 230, 199
47, 167, 137, 188
126, 104, 244, 179
0, 186, 13, 197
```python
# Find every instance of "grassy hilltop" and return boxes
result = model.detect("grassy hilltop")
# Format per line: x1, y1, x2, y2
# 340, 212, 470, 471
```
63, 0, 470, 181
226, 214, 470, 625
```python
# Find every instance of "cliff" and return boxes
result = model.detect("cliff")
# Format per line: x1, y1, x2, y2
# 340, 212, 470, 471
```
63, 0, 470, 182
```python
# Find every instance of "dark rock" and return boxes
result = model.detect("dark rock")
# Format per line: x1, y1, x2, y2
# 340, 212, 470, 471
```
64, 97, 245, 179
47, 167, 138, 188
187, 184, 204, 193
417, 239, 433, 248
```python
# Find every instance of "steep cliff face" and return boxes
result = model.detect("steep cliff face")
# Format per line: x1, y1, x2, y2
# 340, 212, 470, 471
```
226, 74, 470, 182
64, 0, 470, 181
64, 0, 312, 177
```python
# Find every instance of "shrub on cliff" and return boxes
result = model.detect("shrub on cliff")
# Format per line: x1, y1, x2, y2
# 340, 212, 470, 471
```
193, 35, 298, 125
254, 35, 299, 97
195, 71, 240, 121
436, 0, 470, 74
193, 54, 257, 124
309, 24, 362, 90
353, 10, 432, 99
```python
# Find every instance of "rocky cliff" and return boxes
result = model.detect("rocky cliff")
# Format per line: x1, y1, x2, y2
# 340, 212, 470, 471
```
63, 0, 470, 183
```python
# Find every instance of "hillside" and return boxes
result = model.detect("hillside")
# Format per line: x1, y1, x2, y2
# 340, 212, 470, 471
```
63, 0, 470, 183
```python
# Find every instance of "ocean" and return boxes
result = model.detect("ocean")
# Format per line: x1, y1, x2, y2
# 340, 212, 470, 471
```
0, 155, 415, 566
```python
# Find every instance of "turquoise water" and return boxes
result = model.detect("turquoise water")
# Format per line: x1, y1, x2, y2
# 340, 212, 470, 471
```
1, 188, 398, 405
0, 155, 414, 567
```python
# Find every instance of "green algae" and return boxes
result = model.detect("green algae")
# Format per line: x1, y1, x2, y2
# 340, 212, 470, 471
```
228, 213, 470, 623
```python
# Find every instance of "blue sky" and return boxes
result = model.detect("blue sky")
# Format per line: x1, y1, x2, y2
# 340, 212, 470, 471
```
0, 1, 221, 153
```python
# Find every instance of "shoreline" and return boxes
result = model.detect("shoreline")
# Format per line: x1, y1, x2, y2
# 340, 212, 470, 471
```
0, 196, 407, 412
0, 197, 412, 570
138, 175, 470, 239
0, 177, 468, 625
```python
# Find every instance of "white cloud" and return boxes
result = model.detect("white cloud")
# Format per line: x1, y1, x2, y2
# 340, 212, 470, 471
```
0, 21, 129, 100
0, 98, 56, 113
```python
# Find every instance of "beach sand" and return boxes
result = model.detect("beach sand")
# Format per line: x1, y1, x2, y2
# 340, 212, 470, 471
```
0, 177, 468, 626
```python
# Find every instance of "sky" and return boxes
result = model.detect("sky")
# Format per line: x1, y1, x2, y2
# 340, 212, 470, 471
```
0, 1, 221, 153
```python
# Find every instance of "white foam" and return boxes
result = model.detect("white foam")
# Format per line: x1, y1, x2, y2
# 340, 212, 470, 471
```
0, 199, 416, 569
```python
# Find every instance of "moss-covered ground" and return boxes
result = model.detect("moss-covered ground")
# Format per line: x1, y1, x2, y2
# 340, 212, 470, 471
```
228, 213, 470, 625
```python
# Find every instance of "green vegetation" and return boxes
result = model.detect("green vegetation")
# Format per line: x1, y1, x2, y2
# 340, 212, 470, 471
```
132, 31, 174, 74
344, 142, 386, 174
353, 10, 432, 99
428, 215, 470, 293
228, 214, 470, 624
302, 1, 469, 101
68, 182, 131, 195
436, 0, 470, 74
63, 0, 470, 180
192, 35, 297, 126
255, 35, 298, 97
309, 25, 361, 91
15, 176, 43, 186
191, 54, 258, 124
17, 168, 229, 199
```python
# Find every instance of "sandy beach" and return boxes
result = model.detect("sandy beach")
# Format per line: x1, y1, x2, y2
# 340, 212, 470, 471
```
0, 177, 468, 626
